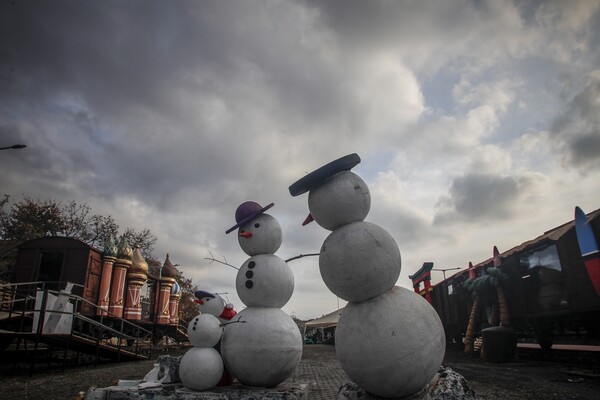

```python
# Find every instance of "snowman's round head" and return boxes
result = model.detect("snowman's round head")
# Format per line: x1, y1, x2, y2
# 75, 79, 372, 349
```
194, 291, 226, 317
308, 171, 371, 230
238, 213, 282, 256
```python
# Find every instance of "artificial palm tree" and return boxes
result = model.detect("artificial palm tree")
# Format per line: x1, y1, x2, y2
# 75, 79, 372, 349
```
483, 267, 510, 327
461, 262, 489, 354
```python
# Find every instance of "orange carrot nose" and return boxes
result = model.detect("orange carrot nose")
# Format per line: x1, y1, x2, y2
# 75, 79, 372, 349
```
239, 231, 253, 238
195, 299, 204, 305
302, 213, 314, 226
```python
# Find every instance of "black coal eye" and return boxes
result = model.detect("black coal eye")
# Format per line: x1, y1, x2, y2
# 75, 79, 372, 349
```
254, 223, 260, 228
206, 298, 210, 301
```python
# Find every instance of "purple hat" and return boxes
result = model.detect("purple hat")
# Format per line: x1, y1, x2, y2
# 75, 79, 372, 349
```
226, 201, 274, 234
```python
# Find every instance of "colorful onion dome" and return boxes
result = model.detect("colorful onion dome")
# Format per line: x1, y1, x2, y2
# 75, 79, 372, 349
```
103, 235, 118, 258
130, 247, 149, 275
171, 281, 181, 296
161, 253, 179, 279
116, 236, 133, 261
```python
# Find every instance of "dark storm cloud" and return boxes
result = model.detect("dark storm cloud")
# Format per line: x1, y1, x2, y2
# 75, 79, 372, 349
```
0, 1, 332, 206
433, 172, 540, 225
0, 0, 380, 212
550, 72, 600, 170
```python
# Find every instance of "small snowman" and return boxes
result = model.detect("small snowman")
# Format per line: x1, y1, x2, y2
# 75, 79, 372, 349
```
290, 154, 445, 398
178, 313, 224, 391
194, 290, 237, 386
220, 201, 302, 387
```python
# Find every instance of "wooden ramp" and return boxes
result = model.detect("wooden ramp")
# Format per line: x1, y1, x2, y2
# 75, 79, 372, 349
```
1, 331, 150, 362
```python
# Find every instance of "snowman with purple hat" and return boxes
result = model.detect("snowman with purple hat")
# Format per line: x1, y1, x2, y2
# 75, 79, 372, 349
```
220, 201, 302, 388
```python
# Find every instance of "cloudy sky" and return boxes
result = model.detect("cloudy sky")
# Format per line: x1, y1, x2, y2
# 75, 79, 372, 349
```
1, 0, 599, 320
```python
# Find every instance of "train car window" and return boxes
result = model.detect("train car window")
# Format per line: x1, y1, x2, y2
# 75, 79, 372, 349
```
37, 251, 64, 289
447, 283, 454, 295
519, 245, 566, 312
520, 245, 562, 272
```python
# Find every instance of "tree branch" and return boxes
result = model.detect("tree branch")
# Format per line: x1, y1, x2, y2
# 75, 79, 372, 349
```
205, 250, 239, 270
285, 253, 319, 263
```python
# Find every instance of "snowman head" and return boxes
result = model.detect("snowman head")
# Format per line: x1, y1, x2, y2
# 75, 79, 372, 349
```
237, 214, 282, 255
227, 201, 282, 256
194, 290, 226, 317
289, 153, 369, 231
308, 171, 370, 230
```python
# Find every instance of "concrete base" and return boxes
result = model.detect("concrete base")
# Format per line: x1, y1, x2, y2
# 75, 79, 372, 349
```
336, 367, 475, 400
85, 382, 308, 400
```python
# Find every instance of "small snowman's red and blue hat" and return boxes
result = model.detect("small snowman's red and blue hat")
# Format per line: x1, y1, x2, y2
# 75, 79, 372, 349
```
226, 201, 275, 234
288, 153, 361, 197
194, 290, 215, 303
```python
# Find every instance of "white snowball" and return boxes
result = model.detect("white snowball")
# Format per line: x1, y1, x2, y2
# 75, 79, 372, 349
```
336, 286, 446, 398
236, 254, 294, 308
308, 171, 370, 230
221, 307, 302, 387
238, 214, 282, 256
179, 347, 224, 391
187, 314, 222, 348
319, 221, 401, 302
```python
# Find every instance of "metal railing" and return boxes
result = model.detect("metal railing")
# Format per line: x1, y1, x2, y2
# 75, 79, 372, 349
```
1, 281, 156, 374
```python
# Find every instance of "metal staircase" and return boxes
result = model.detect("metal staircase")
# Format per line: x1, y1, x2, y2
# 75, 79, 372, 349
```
0, 281, 155, 374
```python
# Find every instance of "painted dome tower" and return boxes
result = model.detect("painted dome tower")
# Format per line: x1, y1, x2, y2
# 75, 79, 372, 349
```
124, 248, 148, 320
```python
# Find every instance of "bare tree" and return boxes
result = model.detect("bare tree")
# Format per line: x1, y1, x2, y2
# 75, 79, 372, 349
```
0, 195, 155, 256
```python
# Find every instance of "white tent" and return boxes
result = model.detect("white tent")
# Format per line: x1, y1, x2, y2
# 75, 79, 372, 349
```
304, 308, 344, 329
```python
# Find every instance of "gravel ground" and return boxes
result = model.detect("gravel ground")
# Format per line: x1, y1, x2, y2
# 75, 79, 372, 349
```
1, 345, 599, 399
442, 348, 600, 400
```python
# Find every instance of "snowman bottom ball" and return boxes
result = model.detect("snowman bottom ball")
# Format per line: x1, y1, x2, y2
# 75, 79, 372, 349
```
221, 307, 302, 387
179, 347, 224, 391
336, 286, 445, 398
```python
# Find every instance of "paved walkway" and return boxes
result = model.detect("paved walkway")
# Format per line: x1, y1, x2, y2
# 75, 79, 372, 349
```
4, 343, 599, 400
286, 345, 349, 399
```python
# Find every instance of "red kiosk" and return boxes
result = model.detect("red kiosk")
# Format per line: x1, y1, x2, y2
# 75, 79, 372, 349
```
409, 262, 434, 304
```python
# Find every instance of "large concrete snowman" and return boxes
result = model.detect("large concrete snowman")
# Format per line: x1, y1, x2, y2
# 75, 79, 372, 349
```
290, 154, 445, 398
220, 201, 302, 387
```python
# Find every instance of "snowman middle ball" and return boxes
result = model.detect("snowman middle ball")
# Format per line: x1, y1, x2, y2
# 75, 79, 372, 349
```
236, 254, 294, 308
187, 314, 222, 348
308, 171, 371, 231
320, 221, 401, 302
